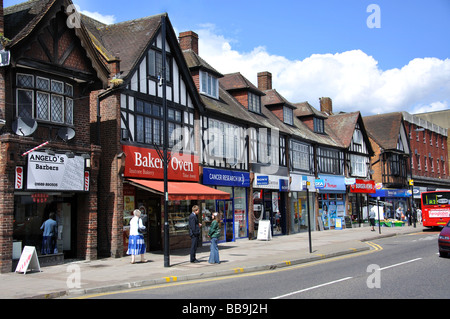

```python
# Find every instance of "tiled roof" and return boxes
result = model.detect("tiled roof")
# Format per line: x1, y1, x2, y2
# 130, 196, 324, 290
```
82, 13, 164, 78
363, 112, 404, 150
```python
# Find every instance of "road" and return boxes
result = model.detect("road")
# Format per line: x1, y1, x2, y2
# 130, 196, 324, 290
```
80, 230, 448, 302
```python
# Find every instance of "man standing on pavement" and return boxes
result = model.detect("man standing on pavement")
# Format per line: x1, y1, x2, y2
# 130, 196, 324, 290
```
189, 205, 202, 263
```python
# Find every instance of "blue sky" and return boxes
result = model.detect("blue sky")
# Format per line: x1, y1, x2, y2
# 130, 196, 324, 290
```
4, 0, 450, 116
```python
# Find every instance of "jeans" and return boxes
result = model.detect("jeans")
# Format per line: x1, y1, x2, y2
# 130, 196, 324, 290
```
208, 237, 220, 264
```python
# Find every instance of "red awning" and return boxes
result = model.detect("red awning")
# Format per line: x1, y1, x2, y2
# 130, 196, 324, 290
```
126, 179, 231, 201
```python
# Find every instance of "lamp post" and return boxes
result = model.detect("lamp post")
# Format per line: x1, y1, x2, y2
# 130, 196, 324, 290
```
306, 181, 312, 254
161, 15, 170, 267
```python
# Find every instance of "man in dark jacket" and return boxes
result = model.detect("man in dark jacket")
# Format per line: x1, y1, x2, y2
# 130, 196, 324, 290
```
189, 205, 201, 263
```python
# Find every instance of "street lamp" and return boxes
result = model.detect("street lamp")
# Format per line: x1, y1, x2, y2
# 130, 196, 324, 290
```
161, 15, 170, 267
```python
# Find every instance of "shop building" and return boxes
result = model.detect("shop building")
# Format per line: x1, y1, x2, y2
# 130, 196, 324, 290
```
82, 14, 232, 256
402, 111, 450, 204
364, 113, 413, 216
0, 0, 109, 273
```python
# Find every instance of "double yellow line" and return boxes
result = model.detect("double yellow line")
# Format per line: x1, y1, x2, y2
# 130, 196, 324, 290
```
365, 241, 383, 251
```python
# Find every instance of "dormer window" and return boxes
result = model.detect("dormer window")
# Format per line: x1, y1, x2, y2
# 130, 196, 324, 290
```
248, 92, 261, 113
283, 106, 293, 125
314, 117, 325, 134
200, 71, 218, 99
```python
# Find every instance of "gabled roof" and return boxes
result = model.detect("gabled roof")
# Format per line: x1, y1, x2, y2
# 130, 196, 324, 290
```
5, 0, 110, 86
221, 72, 262, 95
262, 89, 296, 109
183, 49, 223, 78
82, 13, 163, 78
294, 102, 328, 119
363, 112, 405, 150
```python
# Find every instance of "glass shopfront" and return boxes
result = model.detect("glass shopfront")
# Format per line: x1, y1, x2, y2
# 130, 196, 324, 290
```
202, 168, 250, 242
316, 175, 346, 230
253, 174, 289, 236
290, 174, 316, 234
13, 194, 75, 258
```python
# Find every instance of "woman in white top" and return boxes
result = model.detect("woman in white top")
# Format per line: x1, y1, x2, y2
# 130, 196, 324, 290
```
127, 209, 147, 264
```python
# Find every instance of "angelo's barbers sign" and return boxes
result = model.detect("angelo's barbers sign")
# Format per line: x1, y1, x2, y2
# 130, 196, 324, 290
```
27, 151, 87, 191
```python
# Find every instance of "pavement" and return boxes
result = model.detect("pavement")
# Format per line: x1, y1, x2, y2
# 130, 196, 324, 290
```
0, 224, 428, 299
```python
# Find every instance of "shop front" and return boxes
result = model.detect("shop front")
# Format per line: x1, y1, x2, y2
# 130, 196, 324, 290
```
13, 150, 92, 264
370, 186, 411, 222
253, 173, 289, 236
202, 167, 250, 242
348, 179, 376, 225
289, 174, 316, 234
121, 145, 230, 252
315, 175, 346, 230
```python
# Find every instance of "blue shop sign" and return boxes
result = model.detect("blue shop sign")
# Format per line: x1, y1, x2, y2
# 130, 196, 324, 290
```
203, 168, 250, 187
279, 179, 289, 192
317, 175, 346, 192
370, 188, 411, 198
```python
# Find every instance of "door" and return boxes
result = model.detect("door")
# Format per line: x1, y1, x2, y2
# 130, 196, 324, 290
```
217, 200, 234, 242
147, 199, 161, 251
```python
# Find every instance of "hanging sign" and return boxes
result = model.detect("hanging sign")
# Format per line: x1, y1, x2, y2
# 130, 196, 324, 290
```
15, 246, 41, 274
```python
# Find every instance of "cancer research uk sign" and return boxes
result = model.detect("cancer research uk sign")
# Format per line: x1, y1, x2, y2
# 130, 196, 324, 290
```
27, 151, 87, 191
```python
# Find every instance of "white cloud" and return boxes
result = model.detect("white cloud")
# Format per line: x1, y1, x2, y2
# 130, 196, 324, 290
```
80, 10, 116, 25
196, 25, 450, 116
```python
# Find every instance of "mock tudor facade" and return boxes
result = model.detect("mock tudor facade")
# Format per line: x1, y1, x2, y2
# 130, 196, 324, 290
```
0, 1, 447, 273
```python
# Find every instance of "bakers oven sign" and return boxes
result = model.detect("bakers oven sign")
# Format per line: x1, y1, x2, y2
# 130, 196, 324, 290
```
27, 151, 86, 191
123, 145, 199, 181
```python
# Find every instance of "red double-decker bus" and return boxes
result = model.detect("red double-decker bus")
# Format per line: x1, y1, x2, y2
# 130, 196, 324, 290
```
421, 191, 450, 227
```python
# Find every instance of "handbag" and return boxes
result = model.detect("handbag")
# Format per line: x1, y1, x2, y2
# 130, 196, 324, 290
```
137, 218, 147, 235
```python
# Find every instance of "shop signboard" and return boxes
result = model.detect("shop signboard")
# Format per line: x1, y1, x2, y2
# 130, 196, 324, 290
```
317, 175, 346, 192
254, 174, 289, 190
15, 246, 41, 274
203, 167, 250, 187
27, 151, 87, 191
349, 179, 376, 194
123, 145, 199, 182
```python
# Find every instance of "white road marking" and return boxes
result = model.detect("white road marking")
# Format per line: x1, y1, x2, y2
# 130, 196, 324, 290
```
271, 277, 353, 299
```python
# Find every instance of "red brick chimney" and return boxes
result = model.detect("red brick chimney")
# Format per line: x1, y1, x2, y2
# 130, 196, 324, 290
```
320, 97, 333, 115
257, 71, 272, 91
178, 31, 198, 54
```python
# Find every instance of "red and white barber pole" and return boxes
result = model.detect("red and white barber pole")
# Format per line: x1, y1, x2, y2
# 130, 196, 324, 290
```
21, 141, 49, 157
15, 167, 23, 189
84, 171, 90, 191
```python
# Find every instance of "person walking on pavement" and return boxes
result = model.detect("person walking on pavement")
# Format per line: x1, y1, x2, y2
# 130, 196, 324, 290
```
208, 212, 221, 264
369, 206, 376, 231
127, 209, 147, 264
189, 205, 202, 263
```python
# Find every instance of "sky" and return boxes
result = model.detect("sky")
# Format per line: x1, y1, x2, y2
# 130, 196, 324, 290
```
4, 0, 450, 116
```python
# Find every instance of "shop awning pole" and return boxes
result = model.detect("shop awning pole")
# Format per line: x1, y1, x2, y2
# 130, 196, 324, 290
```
161, 15, 170, 268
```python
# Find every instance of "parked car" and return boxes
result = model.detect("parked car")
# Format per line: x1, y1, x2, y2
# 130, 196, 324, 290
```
438, 221, 450, 257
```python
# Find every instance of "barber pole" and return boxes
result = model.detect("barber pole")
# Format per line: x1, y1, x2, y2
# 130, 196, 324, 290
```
15, 167, 23, 189
84, 171, 90, 191
22, 141, 49, 157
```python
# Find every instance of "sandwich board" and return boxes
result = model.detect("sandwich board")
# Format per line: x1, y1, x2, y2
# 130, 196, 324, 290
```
257, 220, 272, 241
15, 246, 41, 274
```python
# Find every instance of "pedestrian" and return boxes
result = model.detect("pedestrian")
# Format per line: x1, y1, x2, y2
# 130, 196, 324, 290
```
189, 205, 202, 263
127, 209, 147, 264
40, 212, 58, 255
208, 212, 221, 264
369, 206, 376, 231
395, 206, 403, 220
417, 207, 422, 223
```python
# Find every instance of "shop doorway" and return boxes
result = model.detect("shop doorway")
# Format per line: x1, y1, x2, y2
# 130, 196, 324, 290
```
217, 200, 234, 242
146, 199, 161, 251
